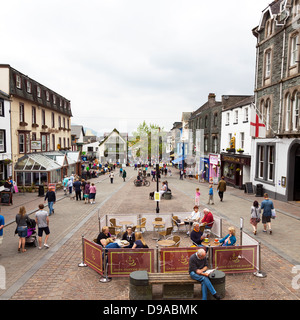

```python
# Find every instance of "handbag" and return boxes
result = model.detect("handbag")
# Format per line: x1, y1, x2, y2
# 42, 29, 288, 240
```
271, 208, 276, 219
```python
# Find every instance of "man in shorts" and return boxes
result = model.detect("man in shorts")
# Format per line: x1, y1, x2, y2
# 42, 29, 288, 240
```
35, 204, 50, 249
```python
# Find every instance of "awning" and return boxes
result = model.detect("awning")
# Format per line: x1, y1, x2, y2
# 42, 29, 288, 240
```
172, 156, 185, 164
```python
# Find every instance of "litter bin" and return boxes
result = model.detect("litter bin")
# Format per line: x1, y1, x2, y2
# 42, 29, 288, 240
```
38, 185, 44, 197
256, 184, 264, 197
207, 270, 226, 300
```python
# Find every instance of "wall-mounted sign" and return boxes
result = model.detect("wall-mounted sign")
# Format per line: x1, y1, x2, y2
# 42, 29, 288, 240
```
31, 140, 41, 150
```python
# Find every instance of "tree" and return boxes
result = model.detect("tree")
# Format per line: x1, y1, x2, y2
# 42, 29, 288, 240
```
131, 121, 166, 164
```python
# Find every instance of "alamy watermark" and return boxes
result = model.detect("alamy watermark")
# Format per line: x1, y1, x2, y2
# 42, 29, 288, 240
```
0, 265, 5, 290
292, 265, 300, 290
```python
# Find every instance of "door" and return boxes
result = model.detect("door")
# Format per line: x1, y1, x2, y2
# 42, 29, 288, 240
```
294, 155, 300, 201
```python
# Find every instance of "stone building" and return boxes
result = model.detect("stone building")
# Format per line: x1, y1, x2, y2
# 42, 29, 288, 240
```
189, 93, 250, 182
252, 0, 300, 201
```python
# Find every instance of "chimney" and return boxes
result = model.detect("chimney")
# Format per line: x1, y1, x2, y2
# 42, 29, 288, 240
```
208, 93, 216, 106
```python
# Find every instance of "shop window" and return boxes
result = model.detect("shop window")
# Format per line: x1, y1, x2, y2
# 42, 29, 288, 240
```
223, 163, 235, 180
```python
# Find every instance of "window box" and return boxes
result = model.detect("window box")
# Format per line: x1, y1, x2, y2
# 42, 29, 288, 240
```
32, 123, 39, 128
19, 121, 28, 127
42, 125, 48, 129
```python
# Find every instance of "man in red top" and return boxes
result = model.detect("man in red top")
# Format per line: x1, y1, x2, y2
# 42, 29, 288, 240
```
201, 208, 214, 229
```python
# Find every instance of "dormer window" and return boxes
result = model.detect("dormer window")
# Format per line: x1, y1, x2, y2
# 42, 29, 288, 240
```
26, 81, 31, 93
45, 91, 50, 101
53, 95, 56, 105
265, 19, 273, 38
37, 86, 41, 98
16, 75, 22, 89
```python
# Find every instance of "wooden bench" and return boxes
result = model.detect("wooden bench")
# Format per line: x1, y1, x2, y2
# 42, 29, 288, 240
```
148, 273, 198, 299
129, 271, 226, 300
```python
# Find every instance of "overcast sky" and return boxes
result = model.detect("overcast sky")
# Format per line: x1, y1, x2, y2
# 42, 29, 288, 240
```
1, 0, 271, 136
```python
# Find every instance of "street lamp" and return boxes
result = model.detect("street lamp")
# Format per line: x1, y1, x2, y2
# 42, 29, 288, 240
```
156, 164, 160, 214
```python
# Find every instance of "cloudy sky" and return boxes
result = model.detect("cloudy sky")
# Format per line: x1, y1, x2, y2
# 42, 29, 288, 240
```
1, 0, 271, 135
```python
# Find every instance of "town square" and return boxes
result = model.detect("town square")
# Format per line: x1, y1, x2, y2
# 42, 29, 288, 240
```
0, 0, 300, 310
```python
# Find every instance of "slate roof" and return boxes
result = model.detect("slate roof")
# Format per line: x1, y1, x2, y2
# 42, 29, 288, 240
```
0, 64, 72, 117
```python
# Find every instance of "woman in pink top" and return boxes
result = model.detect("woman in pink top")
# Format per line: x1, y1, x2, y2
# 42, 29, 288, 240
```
89, 183, 96, 204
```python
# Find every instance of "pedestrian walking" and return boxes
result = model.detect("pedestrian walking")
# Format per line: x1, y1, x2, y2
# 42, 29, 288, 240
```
261, 193, 274, 234
15, 206, 30, 253
180, 169, 184, 180
207, 185, 214, 205
81, 179, 86, 201
67, 178, 73, 195
84, 181, 90, 204
35, 204, 50, 249
63, 175, 68, 195
89, 183, 96, 204
109, 171, 114, 183
0, 209, 4, 255
195, 188, 201, 206
250, 200, 261, 235
44, 187, 56, 215
217, 176, 226, 202
122, 169, 127, 182
73, 178, 82, 201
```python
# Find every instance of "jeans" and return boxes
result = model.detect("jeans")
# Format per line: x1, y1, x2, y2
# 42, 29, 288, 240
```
48, 202, 54, 215
190, 271, 216, 300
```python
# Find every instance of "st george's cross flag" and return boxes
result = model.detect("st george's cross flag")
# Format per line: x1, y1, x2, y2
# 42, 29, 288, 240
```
250, 111, 266, 138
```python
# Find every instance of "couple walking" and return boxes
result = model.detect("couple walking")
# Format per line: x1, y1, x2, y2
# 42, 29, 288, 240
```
250, 193, 275, 235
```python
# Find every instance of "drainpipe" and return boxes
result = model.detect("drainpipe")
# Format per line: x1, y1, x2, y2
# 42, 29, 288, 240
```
278, 28, 286, 134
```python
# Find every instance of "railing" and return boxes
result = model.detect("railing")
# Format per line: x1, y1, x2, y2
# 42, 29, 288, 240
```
79, 237, 260, 282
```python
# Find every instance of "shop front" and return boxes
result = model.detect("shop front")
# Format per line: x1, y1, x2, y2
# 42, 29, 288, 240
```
209, 154, 220, 185
221, 153, 251, 189
200, 157, 209, 182
14, 151, 82, 190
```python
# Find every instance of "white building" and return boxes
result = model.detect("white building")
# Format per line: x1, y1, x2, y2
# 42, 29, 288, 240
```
0, 90, 12, 180
220, 96, 254, 189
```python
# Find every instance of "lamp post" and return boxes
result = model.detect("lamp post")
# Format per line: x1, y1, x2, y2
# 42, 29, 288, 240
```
156, 163, 160, 214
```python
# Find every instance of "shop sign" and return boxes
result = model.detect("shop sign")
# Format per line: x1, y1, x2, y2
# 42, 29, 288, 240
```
212, 245, 257, 273
83, 238, 103, 275
159, 247, 198, 273
107, 249, 154, 277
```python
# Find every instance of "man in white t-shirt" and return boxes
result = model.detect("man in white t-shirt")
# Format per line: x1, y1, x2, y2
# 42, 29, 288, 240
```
35, 204, 50, 250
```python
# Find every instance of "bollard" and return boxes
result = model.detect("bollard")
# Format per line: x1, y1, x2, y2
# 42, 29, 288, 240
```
78, 235, 87, 267
129, 271, 152, 300
253, 242, 267, 278
100, 250, 111, 283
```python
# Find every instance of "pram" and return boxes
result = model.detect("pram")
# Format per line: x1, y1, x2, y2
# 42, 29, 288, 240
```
25, 218, 38, 247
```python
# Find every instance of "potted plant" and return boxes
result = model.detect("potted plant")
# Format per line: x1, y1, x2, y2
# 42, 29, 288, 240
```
237, 148, 244, 153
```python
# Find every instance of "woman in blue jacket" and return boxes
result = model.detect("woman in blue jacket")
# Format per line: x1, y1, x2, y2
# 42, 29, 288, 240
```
219, 227, 236, 246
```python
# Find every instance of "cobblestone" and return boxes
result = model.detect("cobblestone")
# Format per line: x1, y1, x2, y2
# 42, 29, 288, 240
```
0, 167, 299, 300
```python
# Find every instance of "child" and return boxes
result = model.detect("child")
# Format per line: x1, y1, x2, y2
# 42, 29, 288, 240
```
208, 185, 214, 205
195, 188, 201, 206
89, 183, 96, 204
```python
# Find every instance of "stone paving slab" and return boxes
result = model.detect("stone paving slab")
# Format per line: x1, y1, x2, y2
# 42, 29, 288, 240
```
0, 167, 299, 300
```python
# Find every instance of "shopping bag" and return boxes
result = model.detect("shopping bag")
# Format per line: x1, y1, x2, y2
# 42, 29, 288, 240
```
271, 209, 276, 219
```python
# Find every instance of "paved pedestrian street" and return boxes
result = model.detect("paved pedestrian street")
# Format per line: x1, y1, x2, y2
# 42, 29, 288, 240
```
0, 167, 300, 301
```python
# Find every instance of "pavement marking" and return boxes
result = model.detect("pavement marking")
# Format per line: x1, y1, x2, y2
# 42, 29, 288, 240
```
0, 175, 132, 300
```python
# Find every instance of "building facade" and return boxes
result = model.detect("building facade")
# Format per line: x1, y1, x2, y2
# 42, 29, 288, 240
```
252, 0, 300, 201
0, 65, 72, 172
0, 90, 12, 181
220, 96, 254, 188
